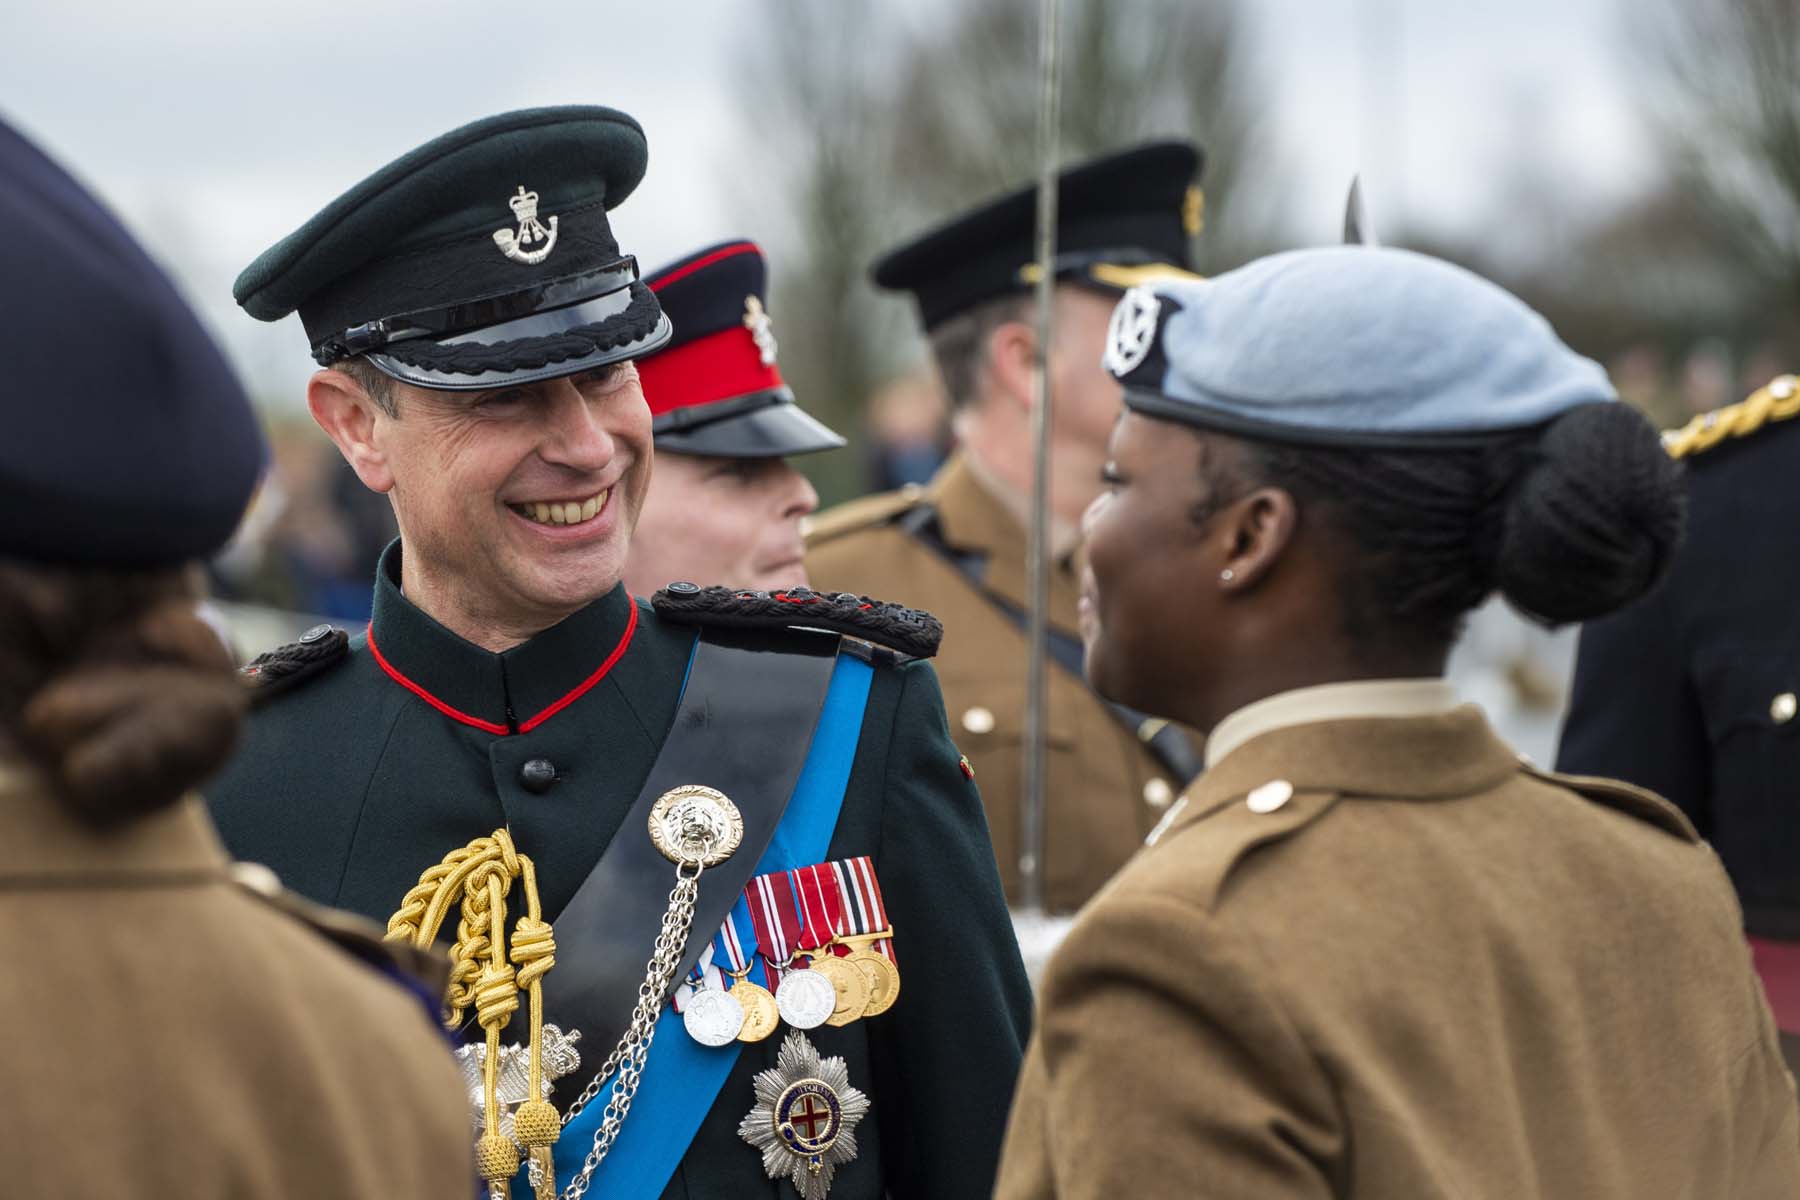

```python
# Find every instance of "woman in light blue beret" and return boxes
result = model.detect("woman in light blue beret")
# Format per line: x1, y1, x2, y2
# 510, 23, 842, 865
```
996, 247, 1800, 1200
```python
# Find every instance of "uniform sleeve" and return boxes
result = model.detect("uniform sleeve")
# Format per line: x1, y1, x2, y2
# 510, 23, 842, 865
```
997, 893, 1341, 1200
867, 660, 1034, 1200
1556, 587, 1711, 833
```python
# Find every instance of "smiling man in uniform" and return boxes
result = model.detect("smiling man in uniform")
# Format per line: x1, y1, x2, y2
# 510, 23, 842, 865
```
205, 107, 1029, 1200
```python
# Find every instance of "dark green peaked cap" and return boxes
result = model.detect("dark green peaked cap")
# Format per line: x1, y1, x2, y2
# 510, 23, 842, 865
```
234, 105, 670, 391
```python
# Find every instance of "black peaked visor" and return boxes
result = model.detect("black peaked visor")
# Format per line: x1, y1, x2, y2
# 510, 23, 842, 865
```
652, 392, 846, 459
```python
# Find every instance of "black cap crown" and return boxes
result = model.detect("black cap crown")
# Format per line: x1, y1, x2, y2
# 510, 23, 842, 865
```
872, 140, 1205, 330
234, 106, 670, 391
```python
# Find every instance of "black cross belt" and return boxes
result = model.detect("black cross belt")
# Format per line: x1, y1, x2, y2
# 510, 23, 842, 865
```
897, 505, 1202, 784
541, 625, 841, 1104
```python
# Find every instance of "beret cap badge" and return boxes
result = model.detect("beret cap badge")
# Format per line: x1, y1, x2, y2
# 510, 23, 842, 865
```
1103, 284, 1161, 377
493, 185, 559, 265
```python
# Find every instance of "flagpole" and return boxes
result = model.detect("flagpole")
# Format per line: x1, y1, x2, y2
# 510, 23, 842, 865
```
1019, 0, 1062, 915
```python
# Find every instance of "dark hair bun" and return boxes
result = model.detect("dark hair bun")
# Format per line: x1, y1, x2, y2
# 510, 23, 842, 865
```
1494, 403, 1686, 624
20, 601, 244, 826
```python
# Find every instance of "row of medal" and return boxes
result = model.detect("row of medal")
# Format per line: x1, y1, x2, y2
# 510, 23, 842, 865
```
682, 931, 902, 1047
677, 856, 900, 1049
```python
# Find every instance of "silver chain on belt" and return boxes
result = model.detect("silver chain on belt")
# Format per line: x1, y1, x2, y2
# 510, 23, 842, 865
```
554, 861, 705, 1200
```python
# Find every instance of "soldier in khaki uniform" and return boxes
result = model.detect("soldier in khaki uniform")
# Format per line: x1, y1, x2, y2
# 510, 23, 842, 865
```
807, 142, 1206, 911
997, 248, 1800, 1197
0, 117, 470, 1197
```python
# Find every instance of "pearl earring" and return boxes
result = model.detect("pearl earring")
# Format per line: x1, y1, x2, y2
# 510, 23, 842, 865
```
1220, 568, 1235, 582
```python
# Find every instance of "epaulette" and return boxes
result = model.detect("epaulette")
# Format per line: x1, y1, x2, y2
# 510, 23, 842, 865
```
1519, 763, 1699, 843
1662, 373, 1800, 460
1153, 787, 1342, 912
227, 861, 452, 997
802, 482, 929, 546
652, 583, 942, 659
239, 623, 350, 706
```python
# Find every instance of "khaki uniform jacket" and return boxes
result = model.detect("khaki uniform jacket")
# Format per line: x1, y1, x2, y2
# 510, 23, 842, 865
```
0, 770, 471, 1197
807, 453, 1183, 911
997, 708, 1800, 1199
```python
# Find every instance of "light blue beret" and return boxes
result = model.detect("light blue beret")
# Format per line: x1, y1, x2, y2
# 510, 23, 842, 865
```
1104, 246, 1615, 447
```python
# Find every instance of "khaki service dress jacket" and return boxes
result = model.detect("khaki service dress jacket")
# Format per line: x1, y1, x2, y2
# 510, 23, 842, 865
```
997, 698, 1800, 1199
806, 452, 1186, 911
0, 768, 471, 1197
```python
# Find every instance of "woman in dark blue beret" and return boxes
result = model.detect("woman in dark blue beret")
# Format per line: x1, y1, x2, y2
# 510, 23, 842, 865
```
0, 118, 473, 1196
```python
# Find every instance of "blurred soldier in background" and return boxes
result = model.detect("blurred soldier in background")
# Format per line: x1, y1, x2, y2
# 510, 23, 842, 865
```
0, 118, 469, 1196
624, 240, 845, 597
1560, 372, 1800, 1075
807, 142, 1206, 912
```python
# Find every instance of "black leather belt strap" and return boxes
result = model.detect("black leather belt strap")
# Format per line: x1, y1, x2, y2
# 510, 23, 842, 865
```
543, 625, 841, 1091
897, 504, 1203, 784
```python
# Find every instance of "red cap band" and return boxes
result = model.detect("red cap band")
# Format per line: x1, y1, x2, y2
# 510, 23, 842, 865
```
638, 325, 783, 418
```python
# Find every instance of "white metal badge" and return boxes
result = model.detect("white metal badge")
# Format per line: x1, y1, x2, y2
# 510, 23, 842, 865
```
743, 295, 779, 365
1102, 283, 1161, 377
493, 185, 559, 265
739, 1030, 870, 1200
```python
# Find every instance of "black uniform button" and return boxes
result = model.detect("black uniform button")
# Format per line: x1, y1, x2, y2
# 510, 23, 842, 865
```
299, 623, 333, 644
519, 757, 558, 793
667, 581, 700, 595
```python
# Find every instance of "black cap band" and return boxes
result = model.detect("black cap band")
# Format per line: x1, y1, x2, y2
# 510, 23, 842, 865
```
311, 256, 641, 365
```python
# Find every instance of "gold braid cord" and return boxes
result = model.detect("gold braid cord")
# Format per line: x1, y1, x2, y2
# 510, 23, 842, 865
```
388, 830, 559, 1200
1663, 374, 1800, 460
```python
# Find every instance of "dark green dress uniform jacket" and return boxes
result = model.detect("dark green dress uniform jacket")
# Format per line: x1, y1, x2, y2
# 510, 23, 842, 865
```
207, 544, 1033, 1200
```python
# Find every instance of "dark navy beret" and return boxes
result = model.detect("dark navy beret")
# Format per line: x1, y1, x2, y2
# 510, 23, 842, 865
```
873, 140, 1206, 330
637, 240, 843, 459
1108, 247, 1616, 447
0, 118, 264, 567
234, 106, 670, 392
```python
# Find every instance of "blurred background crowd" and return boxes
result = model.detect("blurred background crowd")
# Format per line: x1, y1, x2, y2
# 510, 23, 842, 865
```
8, 0, 1797, 758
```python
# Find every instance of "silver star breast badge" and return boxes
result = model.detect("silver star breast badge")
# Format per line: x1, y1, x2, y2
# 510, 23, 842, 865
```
739, 1030, 870, 1199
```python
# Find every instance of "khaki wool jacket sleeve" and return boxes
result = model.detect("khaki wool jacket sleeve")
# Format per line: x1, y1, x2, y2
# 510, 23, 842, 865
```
1004, 890, 1342, 1198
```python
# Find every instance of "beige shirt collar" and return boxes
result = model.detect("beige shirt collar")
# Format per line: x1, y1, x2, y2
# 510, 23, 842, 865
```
1205, 678, 1461, 769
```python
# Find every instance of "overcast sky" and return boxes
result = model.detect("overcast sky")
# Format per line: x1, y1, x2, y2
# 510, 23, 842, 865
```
3, 0, 1649, 408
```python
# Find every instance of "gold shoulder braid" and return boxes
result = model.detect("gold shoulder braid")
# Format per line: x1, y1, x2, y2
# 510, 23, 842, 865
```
387, 787, 744, 1200
1662, 373, 1800, 460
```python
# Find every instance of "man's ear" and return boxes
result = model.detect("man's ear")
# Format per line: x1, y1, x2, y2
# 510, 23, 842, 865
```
307, 368, 394, 494
984, 318, 1038, 416
1217, 487, 1299, 592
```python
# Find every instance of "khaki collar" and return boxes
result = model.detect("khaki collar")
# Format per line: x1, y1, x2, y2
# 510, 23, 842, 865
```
0, 764, 230, 885
1205, 678, 1461, 768
928, 452, 1082, 633
1158, 706, 1522, 845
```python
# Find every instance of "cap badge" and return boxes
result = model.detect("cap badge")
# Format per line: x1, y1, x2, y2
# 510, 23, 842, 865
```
1103, 284, 1162, 377
1182, 184, 1205, 238
493, 185, 559, 265
743, 295, 779, 365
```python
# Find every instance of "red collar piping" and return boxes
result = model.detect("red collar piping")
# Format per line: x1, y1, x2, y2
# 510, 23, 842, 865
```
364, 600, 639, 736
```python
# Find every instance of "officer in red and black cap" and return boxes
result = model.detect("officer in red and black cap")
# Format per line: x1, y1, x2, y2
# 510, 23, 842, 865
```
625, 239, 844, 597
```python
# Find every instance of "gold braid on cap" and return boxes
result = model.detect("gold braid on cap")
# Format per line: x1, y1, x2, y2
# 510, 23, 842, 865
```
1662, 374, 1800, 460
387, 829, 558, 1199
